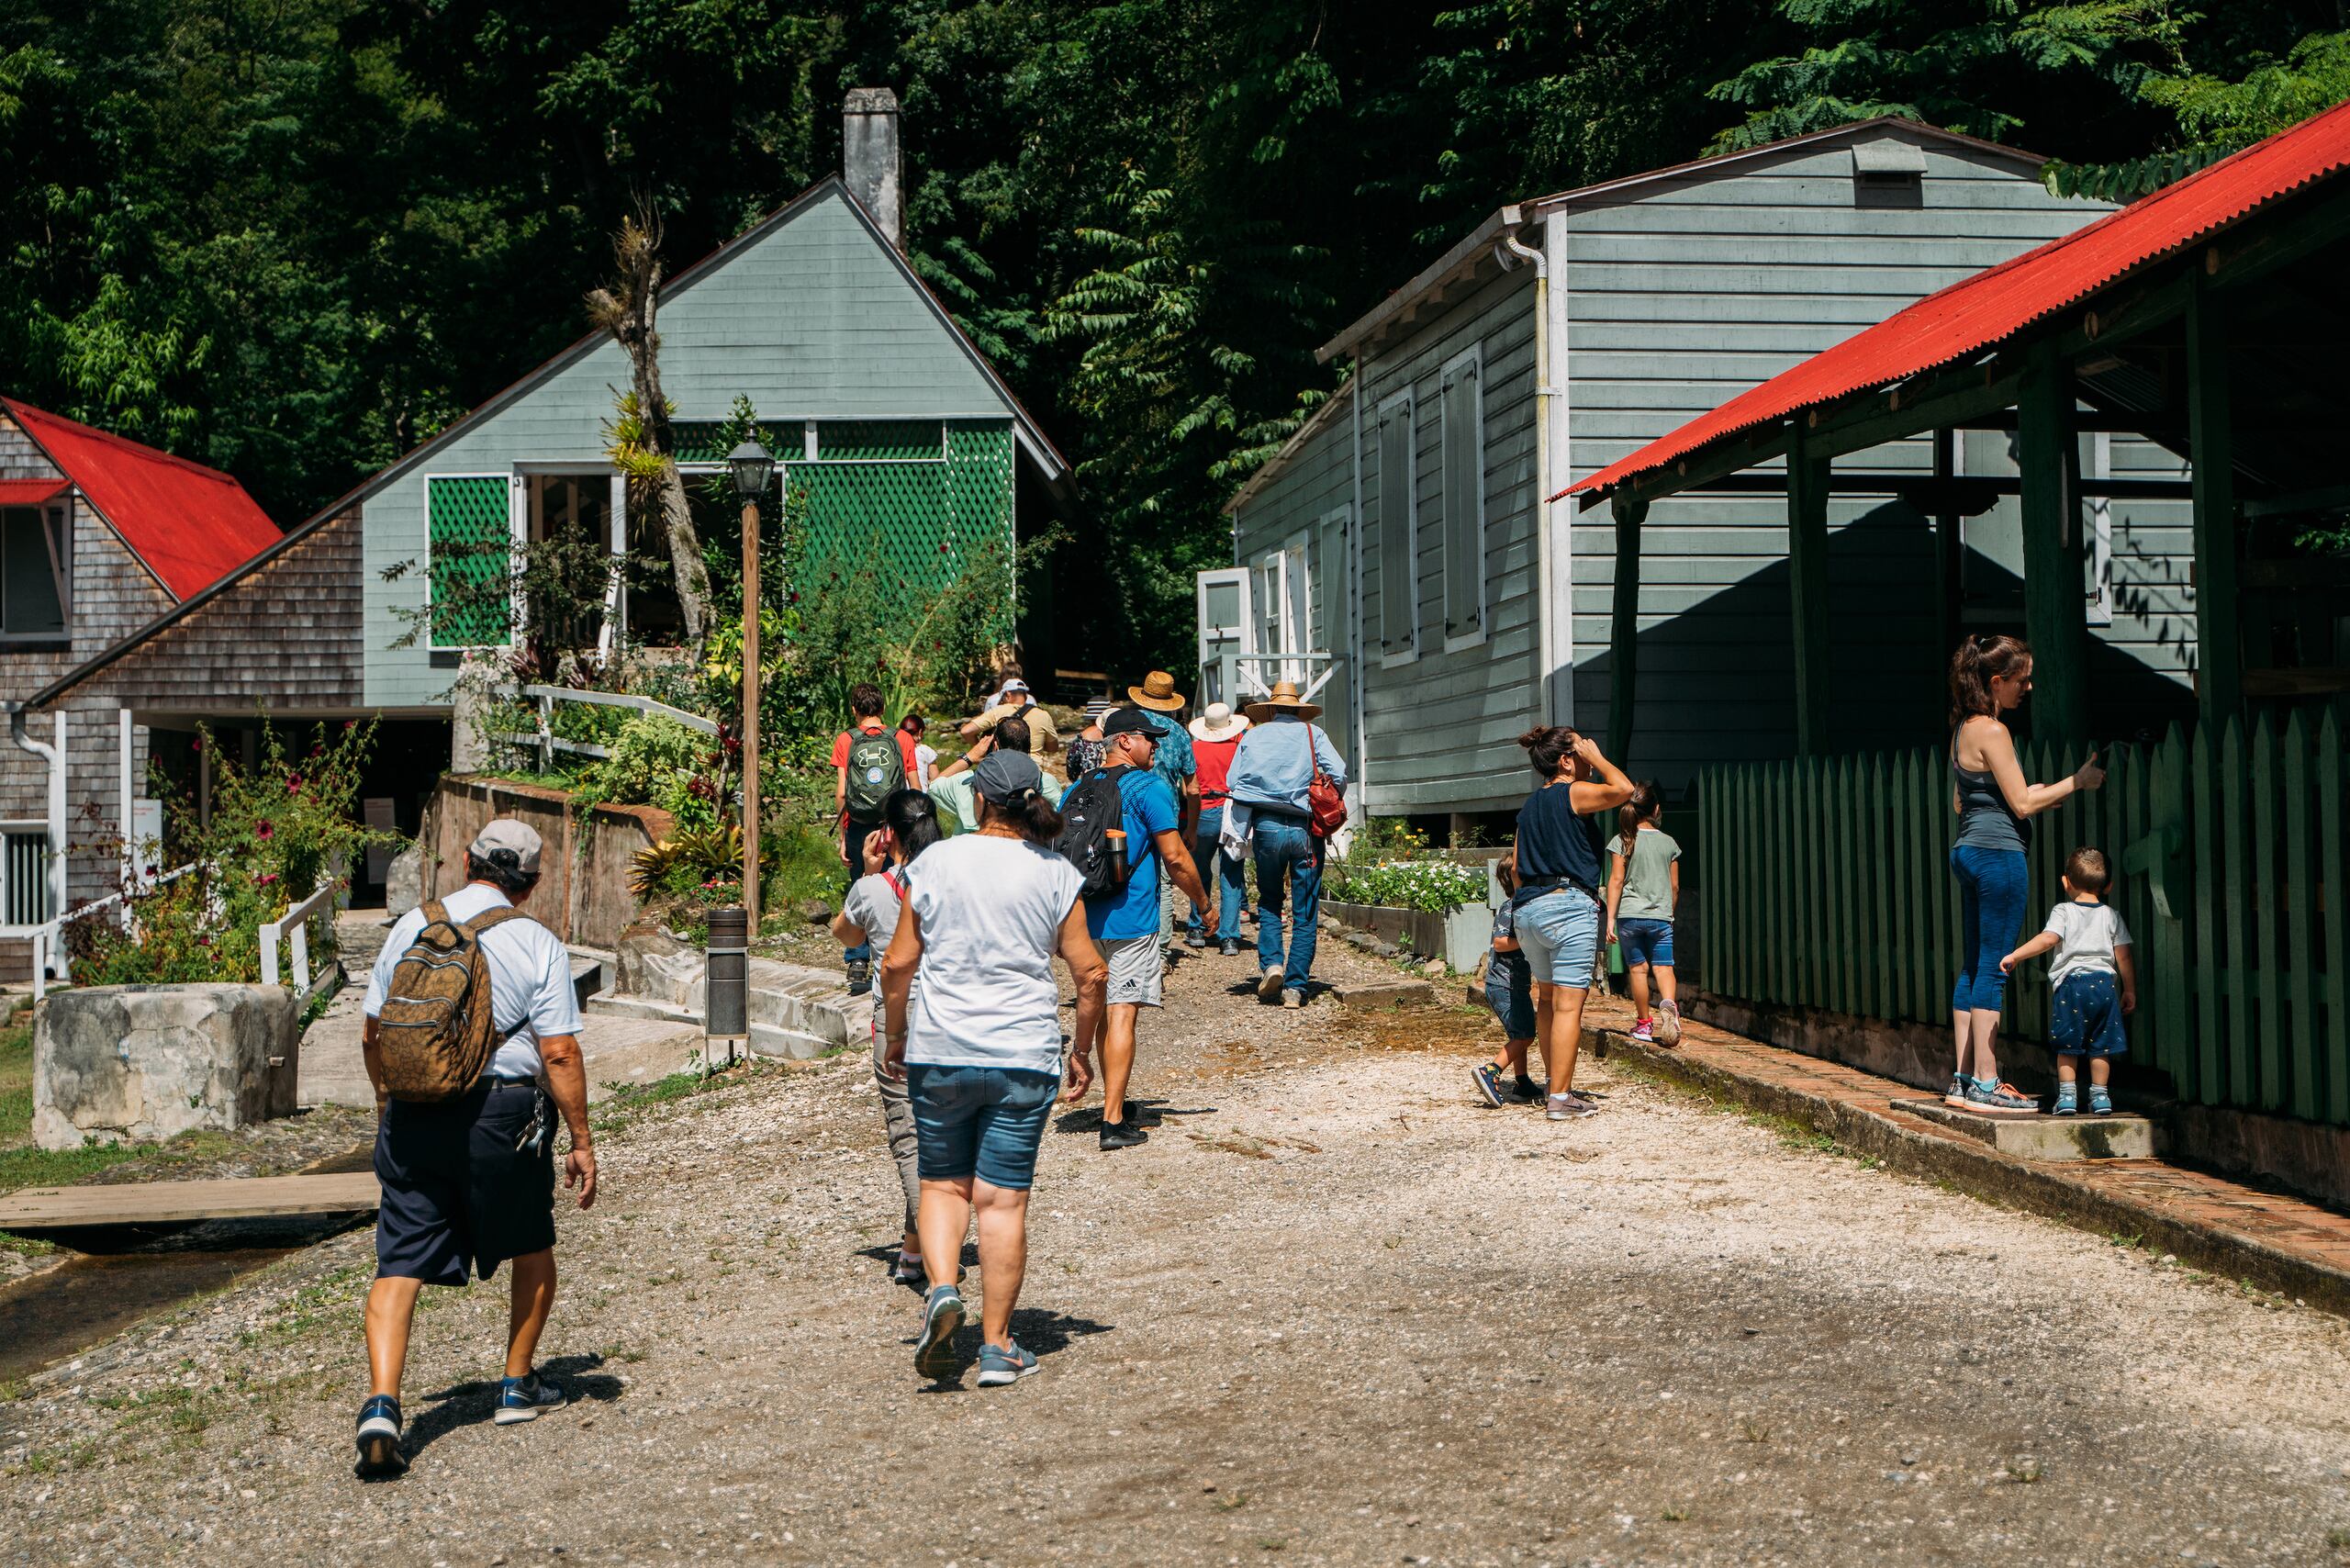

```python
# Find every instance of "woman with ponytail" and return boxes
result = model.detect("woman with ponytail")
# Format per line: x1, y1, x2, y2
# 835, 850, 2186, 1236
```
1945, 635, 2105, 1114
1510, 724, 1638, 1121
878, 749, 1107, 1386
833, 789, 946, 1285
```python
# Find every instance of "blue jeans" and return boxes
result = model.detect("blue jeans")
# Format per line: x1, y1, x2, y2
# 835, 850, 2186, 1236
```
1253, 815, 1321, 995
1186, 806, 1244, 941
1950, 845, 2028, 1014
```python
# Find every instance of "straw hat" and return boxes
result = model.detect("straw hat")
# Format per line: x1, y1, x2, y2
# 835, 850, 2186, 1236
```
1188, 701, 1250, 743
1243, 679, 1322, 722
1126, 669, 1187, 712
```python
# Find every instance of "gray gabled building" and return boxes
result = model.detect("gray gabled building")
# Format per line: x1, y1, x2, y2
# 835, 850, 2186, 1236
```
1218, 118, 2199, 829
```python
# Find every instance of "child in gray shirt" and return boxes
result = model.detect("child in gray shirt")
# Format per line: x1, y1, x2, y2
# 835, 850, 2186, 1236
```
2001, 846, 2134, 1114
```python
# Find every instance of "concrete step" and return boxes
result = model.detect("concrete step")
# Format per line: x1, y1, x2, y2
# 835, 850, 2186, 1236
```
1892, 1097, 2162, 1160
584, 992, 700, 1028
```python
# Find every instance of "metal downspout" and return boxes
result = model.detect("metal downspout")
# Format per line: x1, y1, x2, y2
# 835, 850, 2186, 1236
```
1496, 216, 1561, 723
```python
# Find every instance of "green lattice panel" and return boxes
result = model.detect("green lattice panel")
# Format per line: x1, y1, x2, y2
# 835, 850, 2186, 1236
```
819, 420, 944, 462
670, 422, 795, 465
794, 422, 1016, 640
427, 475, 511, 646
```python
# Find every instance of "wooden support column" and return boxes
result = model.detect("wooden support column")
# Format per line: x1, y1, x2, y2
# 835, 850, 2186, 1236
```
1606, 493, 1646, 765
2185, 268, 2241, 728
2018, 341, 2089, 749
1787, 422, 1831, 756
1932, 427, 1964, 663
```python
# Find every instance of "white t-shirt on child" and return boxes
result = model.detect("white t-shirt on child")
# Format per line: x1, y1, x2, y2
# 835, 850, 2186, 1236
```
903, 834, 1083, 1076
2042, 900, 2132, 987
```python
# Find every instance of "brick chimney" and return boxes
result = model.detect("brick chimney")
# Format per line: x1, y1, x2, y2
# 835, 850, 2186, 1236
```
844, 87, 904, 252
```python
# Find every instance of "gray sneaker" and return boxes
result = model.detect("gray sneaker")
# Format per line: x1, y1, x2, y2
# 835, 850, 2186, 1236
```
1257, 966, 1286, 1002
1653, 998, 1683, 1047
976, 1340, 1039, 1387
914, 1283, 965, 1377
1942, 1074, 1971, 1108
1546, 1091, 1598, 1122
1964, 1078, 2039, 1116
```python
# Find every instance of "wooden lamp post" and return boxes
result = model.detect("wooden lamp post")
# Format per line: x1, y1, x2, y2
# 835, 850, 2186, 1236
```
727, 438, 777, 934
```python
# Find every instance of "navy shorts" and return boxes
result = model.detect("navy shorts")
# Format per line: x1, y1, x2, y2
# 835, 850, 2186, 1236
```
373, 1081, 555, 1285
1617, 917, 1674, 969
2052, 970, 2129, 1058
1484, 951, 1535, 1038
906, 1064, 1059, 1190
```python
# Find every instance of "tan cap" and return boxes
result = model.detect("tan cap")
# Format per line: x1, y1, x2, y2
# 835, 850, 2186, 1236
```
468, 819, 543, 876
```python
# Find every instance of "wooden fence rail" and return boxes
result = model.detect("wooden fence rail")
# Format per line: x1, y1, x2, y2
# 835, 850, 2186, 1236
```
1698, 711, 2350, 1127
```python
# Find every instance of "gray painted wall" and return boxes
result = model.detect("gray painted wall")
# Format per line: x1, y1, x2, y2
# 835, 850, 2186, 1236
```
364, 185, 1024, 709
1223, 392, 1357, 766
1236, 129, 2199, 817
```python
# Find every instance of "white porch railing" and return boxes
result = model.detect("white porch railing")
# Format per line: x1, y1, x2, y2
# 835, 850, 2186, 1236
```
4, 859, 205, 1002
1217, 651, 1341, 704
259, 881, 340, 1001
502, 684, 720, 771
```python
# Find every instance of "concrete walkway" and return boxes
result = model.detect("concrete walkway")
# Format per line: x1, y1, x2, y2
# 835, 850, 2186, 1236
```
298, 909, 704, 1108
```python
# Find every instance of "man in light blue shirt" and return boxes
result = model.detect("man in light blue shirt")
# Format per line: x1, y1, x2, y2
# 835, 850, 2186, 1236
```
1226, 681, 1348, 1008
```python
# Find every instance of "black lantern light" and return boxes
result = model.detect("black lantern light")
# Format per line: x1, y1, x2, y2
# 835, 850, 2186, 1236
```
727, 438, 775, 501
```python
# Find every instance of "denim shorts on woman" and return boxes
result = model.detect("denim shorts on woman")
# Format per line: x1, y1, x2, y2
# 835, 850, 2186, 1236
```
905, 1063, 1060, 1190
1616, 916, 1674, 969
1515, 886, 1602, 988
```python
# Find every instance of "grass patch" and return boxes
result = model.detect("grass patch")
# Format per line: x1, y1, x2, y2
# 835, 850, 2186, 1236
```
591, 1059, 781, 1137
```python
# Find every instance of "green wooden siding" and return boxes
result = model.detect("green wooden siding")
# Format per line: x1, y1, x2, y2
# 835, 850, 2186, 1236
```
362, 185, 1032, 708
1697, 714, 2350, 1127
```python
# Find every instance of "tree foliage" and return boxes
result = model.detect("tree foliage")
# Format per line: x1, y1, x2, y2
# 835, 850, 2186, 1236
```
3, 0, 2345, 672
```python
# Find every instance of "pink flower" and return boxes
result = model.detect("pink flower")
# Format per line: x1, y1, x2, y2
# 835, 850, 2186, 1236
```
286, 776, 305, 794
254, 820, 274, 840
257, 871, 279, 886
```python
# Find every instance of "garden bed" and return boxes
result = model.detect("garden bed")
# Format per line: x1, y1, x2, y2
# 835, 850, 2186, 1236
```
421, 778, 672, 950
1322, 900, 1492, 971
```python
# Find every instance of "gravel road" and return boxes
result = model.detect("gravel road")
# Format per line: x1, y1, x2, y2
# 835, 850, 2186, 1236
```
6, 935, 2350, 1566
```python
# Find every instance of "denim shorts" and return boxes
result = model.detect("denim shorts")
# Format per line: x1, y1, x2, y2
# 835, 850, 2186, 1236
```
905, 1063, 1060, 1190
1617, 916, 1674, 969
1515, 886, 1601, 988
1483, 950, 1535, 1037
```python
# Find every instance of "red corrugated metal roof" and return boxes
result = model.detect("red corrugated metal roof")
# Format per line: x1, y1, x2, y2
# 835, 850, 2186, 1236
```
2, 399, 281, 599
1567, 99, 2350, 499
0, 478, 68, 507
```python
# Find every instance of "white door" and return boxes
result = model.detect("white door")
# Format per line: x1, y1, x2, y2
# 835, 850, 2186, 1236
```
1282, 537, 1311, 681
1195, 566, 1253, 708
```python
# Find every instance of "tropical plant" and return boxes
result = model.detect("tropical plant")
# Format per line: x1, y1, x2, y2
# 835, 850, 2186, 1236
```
629, 823, 745, 901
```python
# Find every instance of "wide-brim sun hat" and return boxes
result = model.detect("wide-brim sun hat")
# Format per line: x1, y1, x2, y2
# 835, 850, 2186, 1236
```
1243, 678, 1322, 723
1189, 701, 1250, 742
1127, 669, 1187, 712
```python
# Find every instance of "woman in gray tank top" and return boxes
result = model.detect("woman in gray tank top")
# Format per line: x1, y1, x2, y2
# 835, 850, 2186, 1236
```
1945, 635, 2105, 1114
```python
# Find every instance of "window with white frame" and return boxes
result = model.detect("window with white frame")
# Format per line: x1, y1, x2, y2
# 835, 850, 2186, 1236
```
1438, 345, 1485, 644
1375, 392, 1416, 658
0, 821, 51, 924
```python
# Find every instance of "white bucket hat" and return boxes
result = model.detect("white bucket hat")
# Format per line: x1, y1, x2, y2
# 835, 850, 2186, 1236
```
1188, 701, 1250, 743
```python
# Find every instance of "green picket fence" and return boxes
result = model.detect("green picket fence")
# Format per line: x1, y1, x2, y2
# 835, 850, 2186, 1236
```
1696, 711, 2350, 1127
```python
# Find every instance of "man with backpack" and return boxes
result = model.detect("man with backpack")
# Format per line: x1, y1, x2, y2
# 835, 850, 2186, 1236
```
353, 821, 594, 1479
1225, 680, 1349, 1009
833, 682, 922, 993
1059, 706, 1208, 1150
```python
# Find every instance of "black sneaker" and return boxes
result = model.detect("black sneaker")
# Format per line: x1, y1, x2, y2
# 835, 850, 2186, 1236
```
845, 956, 872, 996
354, 1394, 406, 1477
1219, 938, 1240, 957
1099, 1116, 1148, 1150
1509, 1076, 1547, 1104
1185, 929, 1207, 949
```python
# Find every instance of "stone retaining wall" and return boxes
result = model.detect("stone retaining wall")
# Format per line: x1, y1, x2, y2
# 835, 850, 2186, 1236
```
33, 984, 298, 1148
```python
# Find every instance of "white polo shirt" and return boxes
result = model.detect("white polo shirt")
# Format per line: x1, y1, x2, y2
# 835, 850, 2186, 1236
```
364, 882, 583, 1080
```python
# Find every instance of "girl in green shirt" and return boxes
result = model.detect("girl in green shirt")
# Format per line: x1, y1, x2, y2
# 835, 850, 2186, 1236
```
1603, 782, 1683, 1046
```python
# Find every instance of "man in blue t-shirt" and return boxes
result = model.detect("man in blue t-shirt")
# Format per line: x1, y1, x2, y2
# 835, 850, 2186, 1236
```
1079, 707, 1208, 1151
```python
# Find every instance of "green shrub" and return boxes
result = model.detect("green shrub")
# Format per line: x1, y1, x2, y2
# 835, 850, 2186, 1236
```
1326, 857, 1487, 913
579, 712, 725, 831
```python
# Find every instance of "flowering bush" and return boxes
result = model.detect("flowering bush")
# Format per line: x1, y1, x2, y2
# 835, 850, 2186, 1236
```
1326, 857, 1488, 913
67, 720, 396, 986
578, 712, 728, 832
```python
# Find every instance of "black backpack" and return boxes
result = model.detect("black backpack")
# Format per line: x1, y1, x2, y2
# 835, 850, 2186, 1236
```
1055, 767, 1137, 902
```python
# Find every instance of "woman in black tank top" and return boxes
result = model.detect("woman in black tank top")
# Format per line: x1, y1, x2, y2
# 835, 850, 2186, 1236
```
1511, 726, 1636, 1121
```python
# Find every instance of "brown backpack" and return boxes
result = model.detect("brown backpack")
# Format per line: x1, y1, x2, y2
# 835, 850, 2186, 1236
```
375, 900, 532, 1102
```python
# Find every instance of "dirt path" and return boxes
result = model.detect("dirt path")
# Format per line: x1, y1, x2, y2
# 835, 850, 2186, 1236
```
6, 934, 2350, 1565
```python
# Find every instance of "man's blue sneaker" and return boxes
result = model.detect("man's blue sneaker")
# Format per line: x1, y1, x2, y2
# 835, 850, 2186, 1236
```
493, 1371, 568, 1426
2087, 1085, 2114, 1115
2051, 1084, 2079, 1115
915, 1282, 965, 1378
976, 1340, 1039, 1387
1471, 1062, 1506, 1108
354, 1394, 405, 1476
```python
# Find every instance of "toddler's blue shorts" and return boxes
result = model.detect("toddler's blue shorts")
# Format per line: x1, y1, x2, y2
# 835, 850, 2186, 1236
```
2052, 970, 2129, 1058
